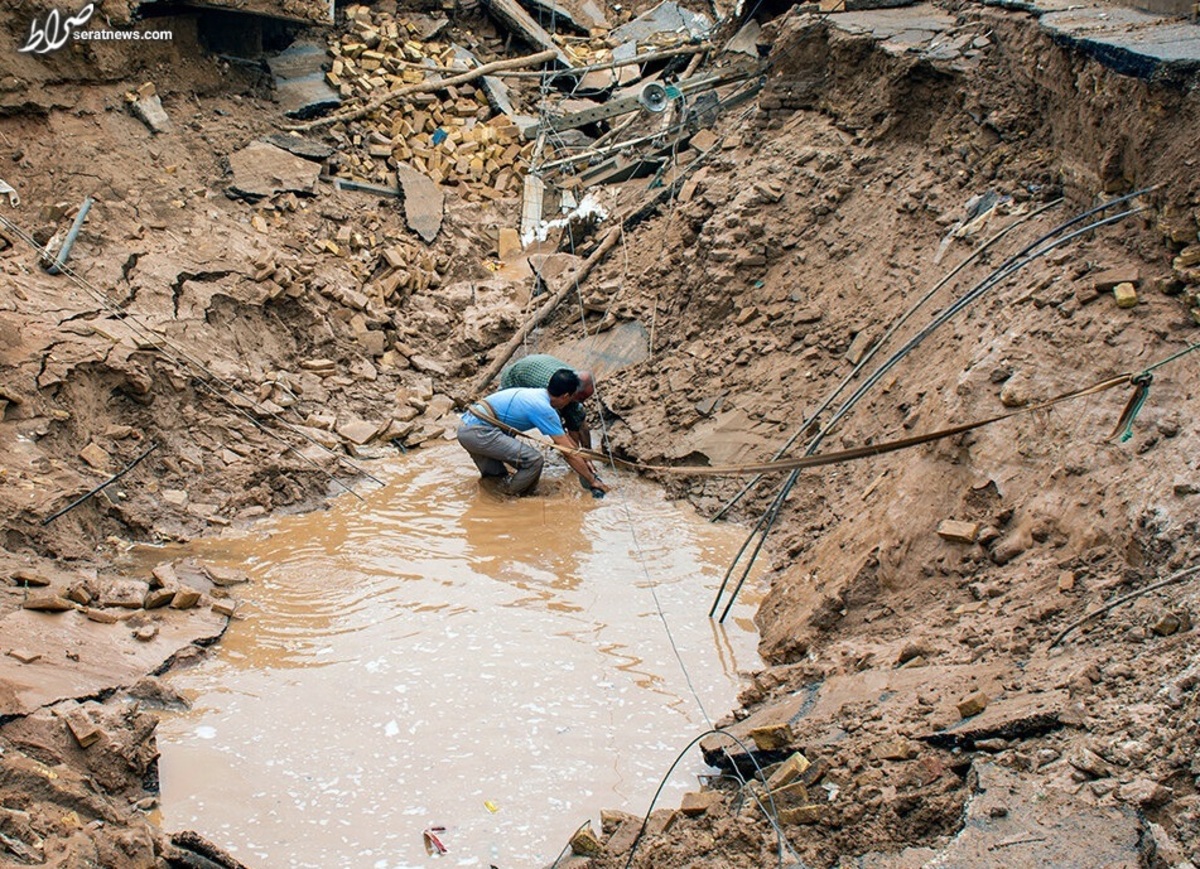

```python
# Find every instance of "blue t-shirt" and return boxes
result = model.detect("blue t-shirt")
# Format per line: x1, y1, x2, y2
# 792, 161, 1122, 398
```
461, 387, 565, 437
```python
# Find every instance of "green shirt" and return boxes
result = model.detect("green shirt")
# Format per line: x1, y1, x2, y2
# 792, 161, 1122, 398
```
500, 353, 587, 432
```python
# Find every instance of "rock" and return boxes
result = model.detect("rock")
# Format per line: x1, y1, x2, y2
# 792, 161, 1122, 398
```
228, 141, 322, 201
749, 722, 794, 750
396, 165, 445, 243
497, 227, 522, 261
336, 418, 380, 445
204, 566, 250, 587
937, 519, 980, 543
130, 94, 173, 134
957, 691, 989, 718
1112, 282, 1138, 308
778, 804, 823, 825
10, 569, 50, 587
680, 790, 723, 816
170, 588, 201, 610
1116, 778, 1171, 807
58, 705, 103, 748
1067, 745, 1114, 779
6, 648, 42, 664
1091, 266, 1139, 292
79, 441, 111, 470
22, 592, 75, 612
873, 737, 918, 760
999, 377, 1030, 408
766, 752, 811, 790
569, 823, 602, 856
1150, 612, 1184, 636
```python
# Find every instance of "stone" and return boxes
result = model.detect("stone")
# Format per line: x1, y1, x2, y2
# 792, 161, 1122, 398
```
11, 569, 50, 587
1113, 282, 1138, 307
1091, 266, 1139, 292
7, 648, 42, 664
937, 519, 980, 543
766, 752, 811, 790
143, 588, 176, 609
873, 737, 918, 760
79, 441, 111, 470
337, 418, 380, 445
749, 722, 794, 751
211, 600, 238, 617
228, 142, 322, 201
680, 790, 723, 816
1150, 612, 1182, 636
59, 706, 103, 748
170, 588, 202, 610
205, 566, 250, 587
569, 824, 602, 856
23, 592, 75, 612
957, 691, 989, 718
778, 804, 823, 825
101, 580, 150, 609
396, 165, 445, 243
644, 808, 678, 836
1116, 778, 1171, 807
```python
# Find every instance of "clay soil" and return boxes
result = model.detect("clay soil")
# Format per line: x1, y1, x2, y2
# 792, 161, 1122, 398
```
1, 0, 1199, 866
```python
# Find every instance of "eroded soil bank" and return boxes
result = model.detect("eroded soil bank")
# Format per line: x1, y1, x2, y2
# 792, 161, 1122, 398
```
1, 0, 1199, 866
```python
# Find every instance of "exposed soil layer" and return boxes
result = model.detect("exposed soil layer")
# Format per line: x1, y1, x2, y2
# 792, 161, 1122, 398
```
1, 0, 1199, 867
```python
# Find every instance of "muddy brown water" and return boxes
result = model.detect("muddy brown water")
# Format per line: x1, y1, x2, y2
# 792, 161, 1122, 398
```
150, 444, 763, 868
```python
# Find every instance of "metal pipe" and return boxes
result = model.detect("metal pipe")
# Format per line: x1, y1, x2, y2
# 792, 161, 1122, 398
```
46, 196, 93, 275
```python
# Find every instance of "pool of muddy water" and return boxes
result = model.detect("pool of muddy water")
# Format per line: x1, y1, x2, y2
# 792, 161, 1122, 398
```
153, 444, 763, 868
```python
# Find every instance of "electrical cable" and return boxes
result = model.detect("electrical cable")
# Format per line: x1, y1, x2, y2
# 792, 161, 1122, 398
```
710, 191, 1153, 619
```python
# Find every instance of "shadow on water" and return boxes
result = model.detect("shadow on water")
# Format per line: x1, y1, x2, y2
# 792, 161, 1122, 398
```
152, 444, 765, 868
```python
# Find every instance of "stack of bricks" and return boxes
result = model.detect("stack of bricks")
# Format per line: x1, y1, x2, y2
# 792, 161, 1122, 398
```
325, 4, 538, 202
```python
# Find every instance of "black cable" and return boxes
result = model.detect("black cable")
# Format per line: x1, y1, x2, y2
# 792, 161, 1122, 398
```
710, 190, 1152, 619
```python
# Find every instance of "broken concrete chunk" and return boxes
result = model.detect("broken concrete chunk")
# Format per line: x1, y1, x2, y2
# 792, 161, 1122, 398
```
611, 1, 712, 45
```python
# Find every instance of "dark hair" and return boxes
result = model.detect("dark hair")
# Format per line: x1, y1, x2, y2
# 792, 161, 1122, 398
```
548, 368, 581, 397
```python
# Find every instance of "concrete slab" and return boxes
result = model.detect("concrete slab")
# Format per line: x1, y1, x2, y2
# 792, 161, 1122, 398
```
611, 1, 712, 44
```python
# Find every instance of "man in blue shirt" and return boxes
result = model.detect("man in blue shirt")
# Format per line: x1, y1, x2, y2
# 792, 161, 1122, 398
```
457, 368, 611, 497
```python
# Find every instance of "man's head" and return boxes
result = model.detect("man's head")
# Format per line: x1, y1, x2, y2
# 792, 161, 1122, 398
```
548, 368, 581, 409
574, 370, 595, 402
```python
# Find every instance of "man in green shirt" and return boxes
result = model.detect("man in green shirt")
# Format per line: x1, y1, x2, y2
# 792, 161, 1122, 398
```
500, 353, 600, 490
